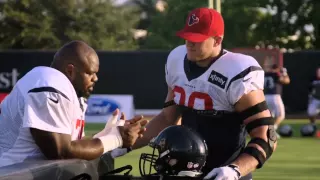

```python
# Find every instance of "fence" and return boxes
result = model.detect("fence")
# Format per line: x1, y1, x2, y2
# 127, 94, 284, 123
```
0, 50, 319, 115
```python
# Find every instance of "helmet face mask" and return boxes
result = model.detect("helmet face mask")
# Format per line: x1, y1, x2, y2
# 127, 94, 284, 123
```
139, 138, 159, 176
139, 126, 208, 177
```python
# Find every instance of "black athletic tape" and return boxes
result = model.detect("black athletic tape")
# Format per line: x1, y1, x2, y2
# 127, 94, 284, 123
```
239, 101, 268, 120
246, 117, 274, 133
248, 138, 273, 159
178, 105, 234, 117
243, 146, 266, 169
163, 100, 176, 108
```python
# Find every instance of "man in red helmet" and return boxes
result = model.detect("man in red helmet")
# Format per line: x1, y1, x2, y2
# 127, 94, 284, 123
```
134, 7, 277, 180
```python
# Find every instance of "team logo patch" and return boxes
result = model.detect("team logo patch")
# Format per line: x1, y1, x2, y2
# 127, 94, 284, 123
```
208, 70, 228, 89
187, 162, 194, 169
188, 14, 199, 26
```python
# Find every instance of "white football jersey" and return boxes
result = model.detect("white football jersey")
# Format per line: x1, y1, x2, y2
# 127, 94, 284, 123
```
165, 45, 264, 112
0, 66, 86, 167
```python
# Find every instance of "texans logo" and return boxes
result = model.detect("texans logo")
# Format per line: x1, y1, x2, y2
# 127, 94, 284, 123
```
188, 14, 199, 26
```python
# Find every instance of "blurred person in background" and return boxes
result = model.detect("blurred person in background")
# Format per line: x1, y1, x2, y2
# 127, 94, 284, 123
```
263, 63, 290, 138
307, 67, 320, 130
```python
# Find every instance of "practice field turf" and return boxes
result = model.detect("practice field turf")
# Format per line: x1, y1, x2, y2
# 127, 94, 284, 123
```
85, 120, 320, 180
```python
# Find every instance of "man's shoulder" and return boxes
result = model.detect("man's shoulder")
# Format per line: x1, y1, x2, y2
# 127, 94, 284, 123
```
217, 51, 262, 78
223, 51, 260, 67
22, 66, 68, 83
170, 45, 186, 54
19, 66, 76, 101
165, 45, 187, 72
167, 45, 186, 61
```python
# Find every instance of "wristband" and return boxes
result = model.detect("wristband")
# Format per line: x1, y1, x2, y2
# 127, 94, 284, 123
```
98, 127, 123, 154
228, 164, 241, 178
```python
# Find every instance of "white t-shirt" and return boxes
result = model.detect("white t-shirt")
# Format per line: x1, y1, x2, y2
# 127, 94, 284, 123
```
0, 66, 86, 167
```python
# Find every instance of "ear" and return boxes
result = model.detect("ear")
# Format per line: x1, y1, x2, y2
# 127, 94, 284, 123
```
65, 64, 76, 80
213, 37, 223, 47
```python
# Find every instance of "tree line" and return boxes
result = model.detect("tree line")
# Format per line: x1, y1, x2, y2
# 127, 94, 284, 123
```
0, 0, 318, 51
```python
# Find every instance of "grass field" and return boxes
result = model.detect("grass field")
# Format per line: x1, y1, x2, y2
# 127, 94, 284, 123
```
85, 119, 320, 180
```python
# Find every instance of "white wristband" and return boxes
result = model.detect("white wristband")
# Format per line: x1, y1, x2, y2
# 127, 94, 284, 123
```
97, 127, 123, 154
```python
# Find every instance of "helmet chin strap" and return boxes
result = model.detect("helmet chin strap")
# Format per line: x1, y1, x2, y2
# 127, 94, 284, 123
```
177, 171, 202, 177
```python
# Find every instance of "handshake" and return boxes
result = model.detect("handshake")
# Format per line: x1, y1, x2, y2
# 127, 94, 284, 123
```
93, 109, 149, 157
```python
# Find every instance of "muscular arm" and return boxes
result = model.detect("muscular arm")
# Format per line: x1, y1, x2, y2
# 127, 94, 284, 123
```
30, 129, 103, 160
25, 89, 107, 161
133, 87, 181, 150
231, 90, 277, 176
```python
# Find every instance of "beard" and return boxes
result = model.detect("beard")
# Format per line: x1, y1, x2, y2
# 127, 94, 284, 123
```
76, 89, 91, 99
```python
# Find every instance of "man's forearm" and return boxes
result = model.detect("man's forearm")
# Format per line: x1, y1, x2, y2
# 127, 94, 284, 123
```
232, 139, 277, 176
66, 138, 104, 160
133, 111, 177, 150
231, 153, 258, 177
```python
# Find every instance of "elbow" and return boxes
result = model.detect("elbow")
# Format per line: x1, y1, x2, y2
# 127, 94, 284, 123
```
285, 76, 290, 84
280, 79, 290, 85
44, 145, 73, 160
286, 79, 290, 84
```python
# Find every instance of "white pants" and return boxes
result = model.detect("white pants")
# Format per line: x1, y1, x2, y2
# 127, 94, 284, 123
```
308, 97, 320, 117
265, 94, 285, 120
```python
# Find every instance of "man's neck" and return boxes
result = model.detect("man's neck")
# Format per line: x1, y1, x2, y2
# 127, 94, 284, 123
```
195, 48, 223, 68
195, 58, 215, 68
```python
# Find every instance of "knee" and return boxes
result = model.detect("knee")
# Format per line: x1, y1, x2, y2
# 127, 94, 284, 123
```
278, 112, 285, 121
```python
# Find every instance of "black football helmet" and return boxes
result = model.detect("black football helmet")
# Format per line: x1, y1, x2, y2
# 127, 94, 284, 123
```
300, 124, 317, 137
139, 125, 208, 177
278, 124, 293, 137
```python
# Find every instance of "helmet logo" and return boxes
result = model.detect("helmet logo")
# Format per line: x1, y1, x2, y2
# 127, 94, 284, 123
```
168, 159, 177, 166
187, 162, 199, 169
193, 163, 199, 168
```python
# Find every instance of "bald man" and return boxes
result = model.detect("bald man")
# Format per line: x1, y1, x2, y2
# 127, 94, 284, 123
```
0, 41, 147, 167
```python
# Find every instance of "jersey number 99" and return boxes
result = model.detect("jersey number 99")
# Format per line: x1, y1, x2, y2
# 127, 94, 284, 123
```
173, 86, 213, 110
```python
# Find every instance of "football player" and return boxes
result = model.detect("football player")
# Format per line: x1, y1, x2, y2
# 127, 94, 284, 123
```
133, 7, 277, 180
307, 67, 320, 129
263, 63, 290, 138
0, 41, 148, 167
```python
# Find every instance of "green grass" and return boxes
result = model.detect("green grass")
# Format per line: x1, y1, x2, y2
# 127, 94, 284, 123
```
85, 119, 320, 180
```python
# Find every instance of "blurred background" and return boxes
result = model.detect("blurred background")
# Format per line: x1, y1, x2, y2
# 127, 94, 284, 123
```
0, 0, 320, 179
